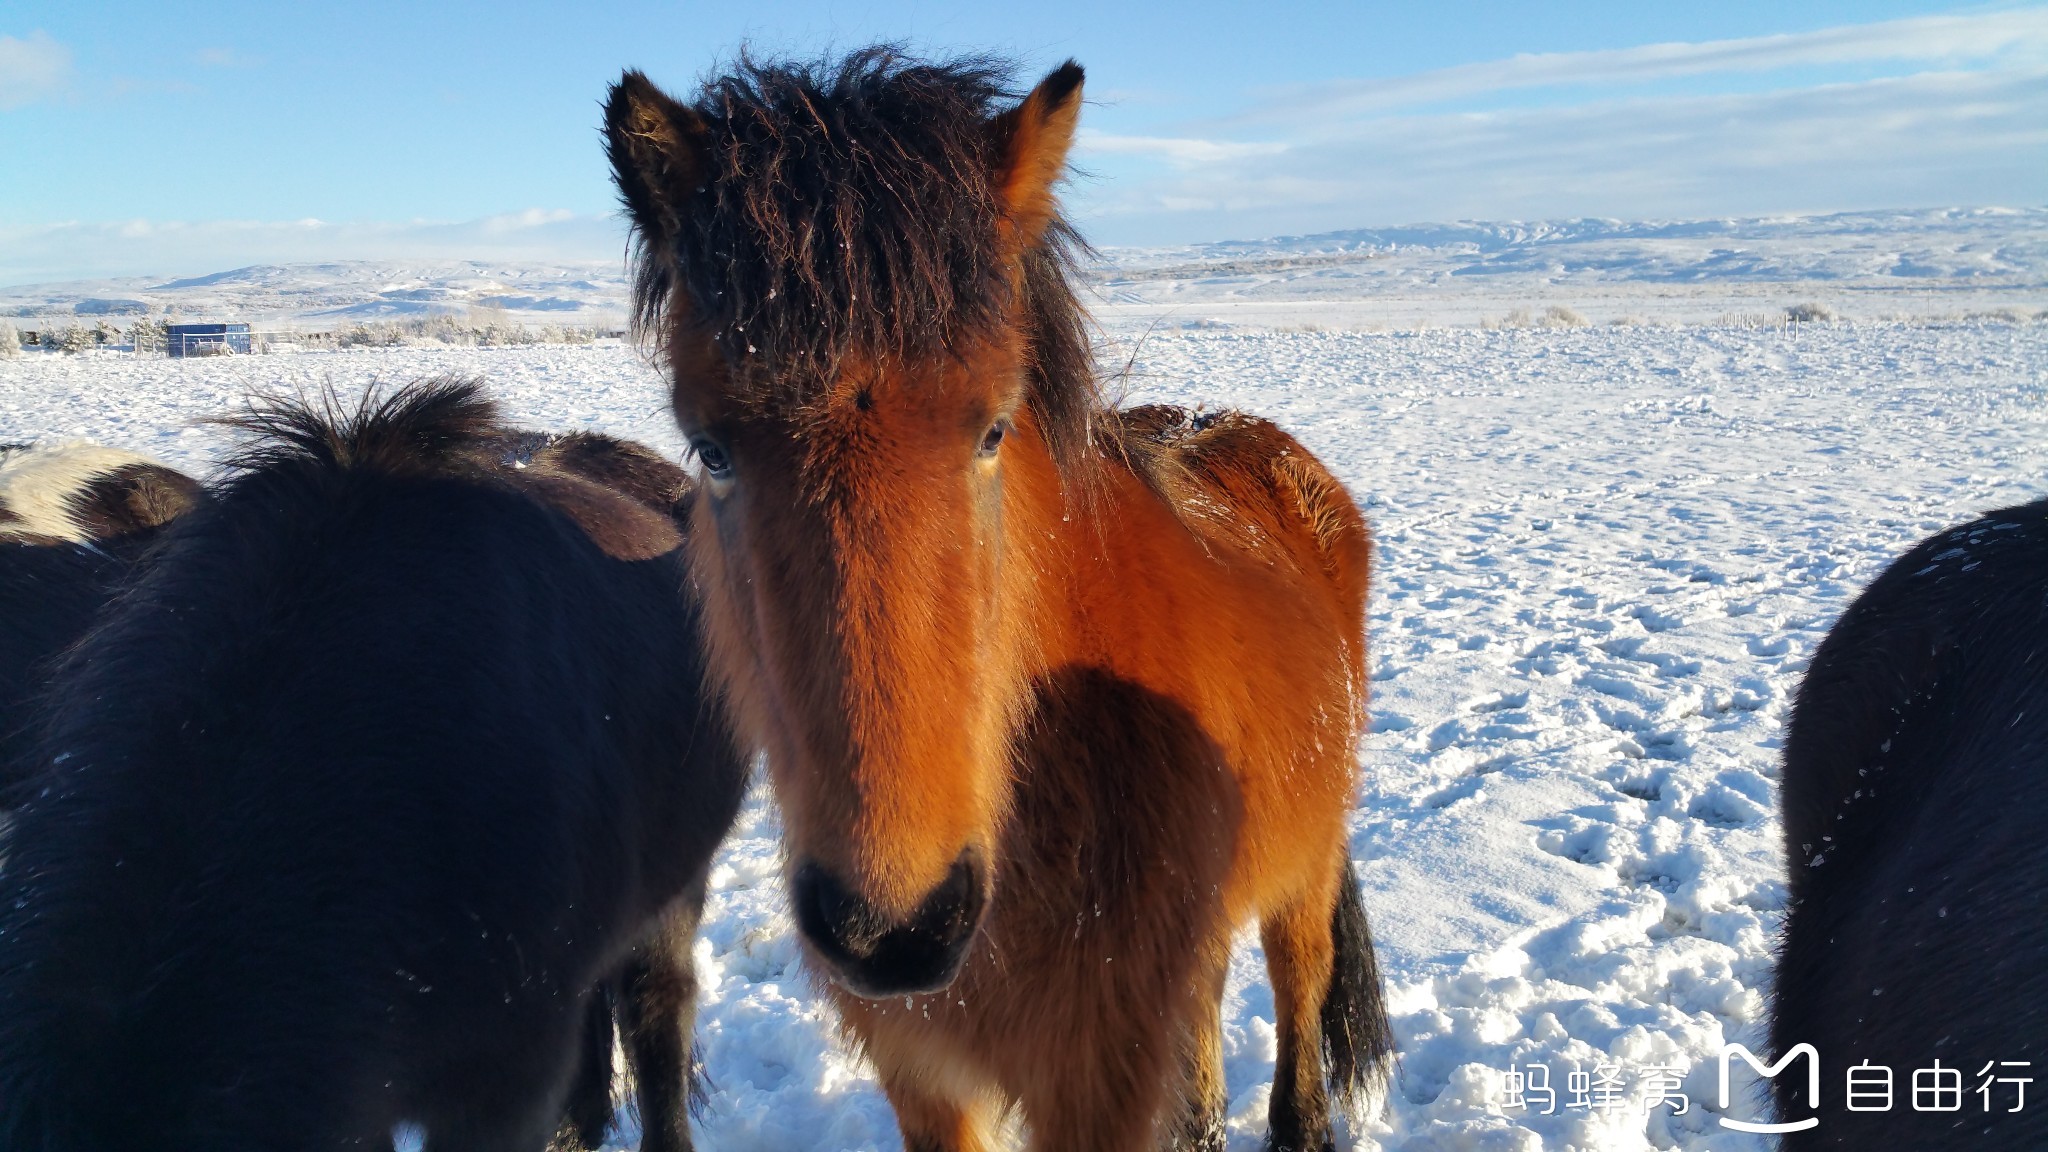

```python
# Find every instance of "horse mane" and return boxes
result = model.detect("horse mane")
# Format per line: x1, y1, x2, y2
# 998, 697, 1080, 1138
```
621, 48, 1103, 476
216, 378, 688, 560
218, 375, 504, 481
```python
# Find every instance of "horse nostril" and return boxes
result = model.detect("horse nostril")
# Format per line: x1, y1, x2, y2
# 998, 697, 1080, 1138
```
792, 848, 990, 997
909, 845, 986, 946
794, 861, 888, 959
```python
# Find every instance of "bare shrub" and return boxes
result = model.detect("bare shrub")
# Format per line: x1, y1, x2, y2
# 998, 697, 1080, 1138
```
1482, 306, 1587, 330
1716, 312, 1778, 329
1965, 308, 2029, 325
1785, 302, 1836, 323
313, 317, 614, 350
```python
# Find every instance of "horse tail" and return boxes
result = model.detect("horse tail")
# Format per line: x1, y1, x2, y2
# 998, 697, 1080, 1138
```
1322, 858, 1394, 1113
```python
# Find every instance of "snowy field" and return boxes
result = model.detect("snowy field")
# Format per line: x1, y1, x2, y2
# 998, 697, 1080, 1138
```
3, 317, 2046, 1150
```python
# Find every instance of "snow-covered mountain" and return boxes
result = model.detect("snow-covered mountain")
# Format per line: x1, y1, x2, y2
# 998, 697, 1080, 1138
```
0, 259, 632, 330
1098, 206, 2048, 284
1087, 207, 2048, 329
4, 208, 2043, 331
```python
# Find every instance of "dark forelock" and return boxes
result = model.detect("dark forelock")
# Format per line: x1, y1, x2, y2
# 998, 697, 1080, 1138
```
626, 48, 1104, 477
635, 49, 1010, 384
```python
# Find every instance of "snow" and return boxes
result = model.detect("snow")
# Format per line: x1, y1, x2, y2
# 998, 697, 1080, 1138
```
2, 313, 2045, 1150
0, 259, 634, 330
1090, 207, 2048, 331
5, 207, 2043, 334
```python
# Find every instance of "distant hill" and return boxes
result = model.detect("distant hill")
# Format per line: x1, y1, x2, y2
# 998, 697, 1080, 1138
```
0, 260, 631, 330
1094, 207, 2048, 286
4, 208, 2042, 330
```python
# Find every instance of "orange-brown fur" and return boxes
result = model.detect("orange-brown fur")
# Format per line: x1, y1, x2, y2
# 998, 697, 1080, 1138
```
608, 53, 1386, 1151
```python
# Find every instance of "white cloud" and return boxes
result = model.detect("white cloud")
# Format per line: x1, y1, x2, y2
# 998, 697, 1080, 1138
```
1072, 67, 2048, 244
1076, 129, 1288, 168
0, 31, 72, 110
0, 212, 626, 287
478, 207, 579, 232
1246, 8, 2048, 124
1060, 9, 2048, 244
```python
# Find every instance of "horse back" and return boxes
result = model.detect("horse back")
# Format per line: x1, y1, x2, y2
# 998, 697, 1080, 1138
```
1106, 405, 1371, 687
1087, 405, 1370, 918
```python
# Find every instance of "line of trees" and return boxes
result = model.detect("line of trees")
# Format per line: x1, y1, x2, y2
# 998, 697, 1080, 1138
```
0, 316, 625, 356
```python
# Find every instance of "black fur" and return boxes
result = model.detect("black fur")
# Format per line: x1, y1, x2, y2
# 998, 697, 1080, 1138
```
1771, 497, 2048, 1148
0, 537, 156, 801
604, 50, 1103, 478
1323, 861, 1395, 1119
0, 380, 748, 1151
0, 456, 198, 801
609, 50, 1014, 381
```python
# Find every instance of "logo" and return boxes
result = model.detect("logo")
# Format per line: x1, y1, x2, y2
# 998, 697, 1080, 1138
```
1719, 1043, 1819, 1134
1501, 1046, 2033, 1131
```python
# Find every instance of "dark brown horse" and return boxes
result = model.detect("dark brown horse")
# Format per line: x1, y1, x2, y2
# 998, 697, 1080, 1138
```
607, 51, 1392, 1150
0, 381, 747, 1152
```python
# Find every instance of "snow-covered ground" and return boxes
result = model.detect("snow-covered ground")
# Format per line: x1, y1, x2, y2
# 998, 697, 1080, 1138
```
2, 315, 2045, 1150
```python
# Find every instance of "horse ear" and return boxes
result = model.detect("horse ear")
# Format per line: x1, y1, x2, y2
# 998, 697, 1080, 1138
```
604, 70, 710, 255
990, 62, 1084, 249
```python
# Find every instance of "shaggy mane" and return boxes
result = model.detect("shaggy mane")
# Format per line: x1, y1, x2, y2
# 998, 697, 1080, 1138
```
219, 376, 503, 479
620, 48, 1103, 474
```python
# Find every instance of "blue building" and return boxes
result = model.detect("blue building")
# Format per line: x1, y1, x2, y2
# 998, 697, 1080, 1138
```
165, 322, 252, 357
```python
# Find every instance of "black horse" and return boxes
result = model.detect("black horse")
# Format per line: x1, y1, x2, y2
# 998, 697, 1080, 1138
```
1773, 496, 2048, 1148
0, 380, 748, 1152
0, 445, 202, 800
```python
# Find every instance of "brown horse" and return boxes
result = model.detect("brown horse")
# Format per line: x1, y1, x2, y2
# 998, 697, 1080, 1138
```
606, 51, 1393, 1151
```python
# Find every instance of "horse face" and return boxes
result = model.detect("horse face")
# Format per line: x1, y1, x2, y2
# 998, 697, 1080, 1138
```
671, 337, 1039, 997
608, 61, 1084, 997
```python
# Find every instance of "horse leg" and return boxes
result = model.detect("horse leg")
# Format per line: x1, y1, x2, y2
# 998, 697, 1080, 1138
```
1262, 893, 1337, 1152
551, 989, 619, 1150
616, 888, 710, 1152
1164, 952, 1230, 1151
1019, 1028, 1173, 1152
423, 1012, 585, 1152
879, 1065, 995, 1152
1013, 969, 1180, 1152
425, 1109, 563, 1152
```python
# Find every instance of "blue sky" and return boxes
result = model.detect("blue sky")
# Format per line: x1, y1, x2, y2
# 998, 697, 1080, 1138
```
2, 1, 2044, 284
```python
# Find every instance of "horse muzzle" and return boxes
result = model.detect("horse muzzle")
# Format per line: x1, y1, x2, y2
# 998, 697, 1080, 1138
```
792, 846, 987, 998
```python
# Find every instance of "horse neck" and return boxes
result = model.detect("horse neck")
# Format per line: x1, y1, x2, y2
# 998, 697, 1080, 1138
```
1003, 413, 1152, 677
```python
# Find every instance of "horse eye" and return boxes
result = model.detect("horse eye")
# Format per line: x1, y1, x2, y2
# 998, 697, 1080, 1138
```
692, 439, 732, 480
977, 421, 1007, 458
